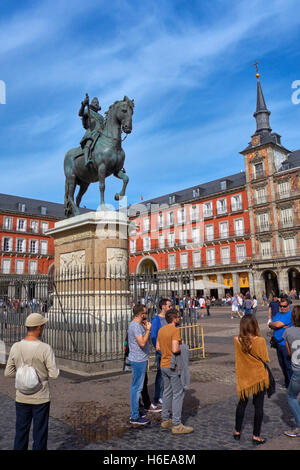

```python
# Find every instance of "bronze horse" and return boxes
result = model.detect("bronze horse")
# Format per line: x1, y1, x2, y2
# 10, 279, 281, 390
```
64, 96, 134, 217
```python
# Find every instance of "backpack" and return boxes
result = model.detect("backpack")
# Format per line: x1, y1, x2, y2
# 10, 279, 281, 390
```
15, 344, 43, 395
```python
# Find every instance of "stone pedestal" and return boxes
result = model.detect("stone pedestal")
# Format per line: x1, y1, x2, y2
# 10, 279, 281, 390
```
46, 210, 131, 319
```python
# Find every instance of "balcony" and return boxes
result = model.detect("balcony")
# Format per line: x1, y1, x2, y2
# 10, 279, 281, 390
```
252, 169, 266, 180
254, 195, 268, 205
216, 207, 227, 216
203, 210, 213, 218
231, 203, 243, 212
280, 217, 294, 228
257, 223, 270, 233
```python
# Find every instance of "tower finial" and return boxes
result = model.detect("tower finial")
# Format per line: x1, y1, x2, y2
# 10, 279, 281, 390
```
253, 60, 260, 79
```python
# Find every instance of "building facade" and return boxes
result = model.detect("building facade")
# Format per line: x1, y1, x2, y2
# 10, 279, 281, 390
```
128, 76, 300, 300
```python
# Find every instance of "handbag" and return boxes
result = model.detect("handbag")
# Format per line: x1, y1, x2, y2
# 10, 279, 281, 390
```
248, 352, 276, 398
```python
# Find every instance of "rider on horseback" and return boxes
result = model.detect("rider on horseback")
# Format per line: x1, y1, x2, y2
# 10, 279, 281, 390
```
78, 94, 105, 167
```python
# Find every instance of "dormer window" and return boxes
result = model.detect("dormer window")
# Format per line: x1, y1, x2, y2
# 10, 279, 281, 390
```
220, 180, 227, 190
40, 206, 47, 215
18, 203, 26, 212
192, 188, 200, 198
169, 195, 176, 205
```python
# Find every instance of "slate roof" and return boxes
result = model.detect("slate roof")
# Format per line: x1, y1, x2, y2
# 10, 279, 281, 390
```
0, 193, 92, 219
130, 171, 247, 210
277, 149, 300, 172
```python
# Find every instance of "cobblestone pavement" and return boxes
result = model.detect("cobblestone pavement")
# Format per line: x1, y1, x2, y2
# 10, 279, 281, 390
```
0, 307, 299, 451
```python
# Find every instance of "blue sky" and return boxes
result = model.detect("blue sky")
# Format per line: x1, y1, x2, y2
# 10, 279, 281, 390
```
0, 0, 300, 211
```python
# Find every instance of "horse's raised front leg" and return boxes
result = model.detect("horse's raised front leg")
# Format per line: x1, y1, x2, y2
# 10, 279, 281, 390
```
98, 164, 106, 209
114, 168, 129, 201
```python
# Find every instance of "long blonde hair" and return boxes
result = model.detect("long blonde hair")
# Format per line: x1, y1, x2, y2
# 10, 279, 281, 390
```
238, 314, 261, 353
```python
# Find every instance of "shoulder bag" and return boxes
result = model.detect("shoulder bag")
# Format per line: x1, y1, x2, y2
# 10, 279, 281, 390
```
248, 351, 276, 398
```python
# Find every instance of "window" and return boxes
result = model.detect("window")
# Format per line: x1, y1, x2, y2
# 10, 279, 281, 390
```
236, 244, 246, 263
143, 237, 151, 251
257, 213, 269, 232
193, 251, 201, 267
234, 218, 244, 236
219, 221, 229, 239
278, 180, 291, 199
3, 217, 13, 230
168, 232, 175, 247
29, 260, 38, 274
16, 239, 26, 253
18, 203, 26, 212
217, 198, 227, 215
29, 240, 38, 254
168, 254, 176, 270
158, 213, 164, 228
17, 218, 27, 232
261, 240, 271, 259
169, 195, 176, 205
231, 194, 242, 211
192, 188, 200, 198
190, 205, 198, 222
143, 217, 150, 232
2, 258, 11, 274
30, 220, 39, 234
254, 162, 264, 178
255, 187, 267, 204
283, 238, 296, 257
177, 208, 185, 225
167, 211, 174, 226
40, 240, 48, 255
206, 248, 215, 266
2, 237, 12, 252
205, 224, 214, 241
220, 180, 227, 190
179, 229, 187, 245
15, 259, 25, 274
192, 227, 200, 244
203, 202, 213, 217
158, 233, 165, 249
180, 252, 188, 269
40, 206, 47, 215
221, 246, 230, 264
280, 208, 293, 227
41, 222, 49, 234
130, 239, 136, 253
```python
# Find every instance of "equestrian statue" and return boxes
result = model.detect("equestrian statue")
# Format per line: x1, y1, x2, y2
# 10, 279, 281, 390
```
64, 93, 134, 217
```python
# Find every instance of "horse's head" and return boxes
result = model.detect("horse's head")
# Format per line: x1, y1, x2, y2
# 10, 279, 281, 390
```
114, 96, 134, 134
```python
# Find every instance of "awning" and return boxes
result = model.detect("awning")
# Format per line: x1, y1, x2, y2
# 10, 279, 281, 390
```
193, 279, 229, 290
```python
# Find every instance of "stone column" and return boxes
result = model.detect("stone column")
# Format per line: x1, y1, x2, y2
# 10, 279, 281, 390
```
232, 272, 240, 295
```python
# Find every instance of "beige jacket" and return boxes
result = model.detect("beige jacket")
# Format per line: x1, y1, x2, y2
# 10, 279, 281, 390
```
4, 339, 59, 404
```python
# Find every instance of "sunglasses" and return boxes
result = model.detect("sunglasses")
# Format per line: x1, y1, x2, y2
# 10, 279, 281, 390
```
280, 305, 289, 309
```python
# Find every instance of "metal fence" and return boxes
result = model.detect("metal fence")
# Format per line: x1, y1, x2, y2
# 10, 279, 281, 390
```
0, 269, 205, 365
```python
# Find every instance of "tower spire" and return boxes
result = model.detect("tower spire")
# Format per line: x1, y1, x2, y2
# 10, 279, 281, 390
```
253, 62, 272, 135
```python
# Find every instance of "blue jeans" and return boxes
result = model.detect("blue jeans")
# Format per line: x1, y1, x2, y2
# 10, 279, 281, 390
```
130, 361, 148, 419
14, 401, 50, 450
287, 371, 300, 427
277, 343, 293, 388
154, 352, 162, 403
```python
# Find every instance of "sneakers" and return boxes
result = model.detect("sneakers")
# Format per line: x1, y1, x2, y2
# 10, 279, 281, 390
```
158, 398, 163, 404
139, 410, 147, 418
161, 419, 172, 430
284, 427, 300, 437
172, 423, 194, 435
130, 417, 150, 425
146, 403, 162, 413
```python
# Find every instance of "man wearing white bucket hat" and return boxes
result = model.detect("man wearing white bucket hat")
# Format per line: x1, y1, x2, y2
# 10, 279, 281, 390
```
4, 313, 59, 450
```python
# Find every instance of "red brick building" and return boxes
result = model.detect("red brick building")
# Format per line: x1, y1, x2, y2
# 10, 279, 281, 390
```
128, 75, 300, 300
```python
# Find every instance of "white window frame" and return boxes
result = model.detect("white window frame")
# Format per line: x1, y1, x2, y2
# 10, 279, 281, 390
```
30, 220, 39, 234
217, 198, 227, 215
29, 260, 38, 275
193, 251, 201, 267
180, 252, 188, 269
2, 236, 13, 252
221, 246, 230, 265
260, 240, 271, 259
236, 244, 246, 263
17, 218, 27, 232
257, 213, 269, 232
179, 229, 187, 246
283, 237, 296, 257
40, 240, 48, 255
130, 239, 136, 253
203, 201, 213, 218
190, 205, 198, 222
29, 239, 38, 254
231, 194, 242, 211
219, 221, 229, 239
3, 216, 13, 230
278, 180, 291, 199
177, 208, 185, 225
234, 218, 244, 237
16, 238, 26, 253
192, 227, 200, 244
15, 259, 25, 274
168, 232, 175, 247
205, 224, 214, 241
206, 248, 215, 266
2, 258, 11, 274
168, 253, 176, 270
280, 208, 293, 228
143, 237, 151, 251
158, 233, 165, 249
